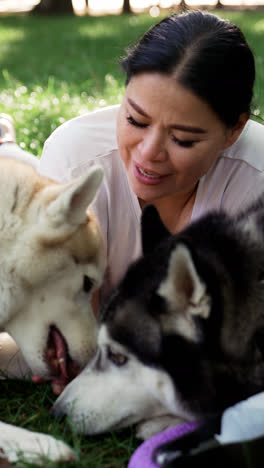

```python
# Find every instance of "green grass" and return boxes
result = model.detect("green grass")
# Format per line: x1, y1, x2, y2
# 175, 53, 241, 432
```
0, 13, 157, 155
0, 379, 139, 467
0, 8, 264, 467
1, 10, 264, 156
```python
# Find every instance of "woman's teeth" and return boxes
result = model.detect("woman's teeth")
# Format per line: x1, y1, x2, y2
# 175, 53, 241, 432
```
138, 167, 160, 178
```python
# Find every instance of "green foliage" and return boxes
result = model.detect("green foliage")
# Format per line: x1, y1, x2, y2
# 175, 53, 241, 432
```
0, 13, 156, 155
1, 11, 264, 156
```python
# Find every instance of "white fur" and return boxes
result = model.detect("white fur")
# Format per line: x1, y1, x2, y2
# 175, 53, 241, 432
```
53, 245, 208, 440
53, 326, 194, 439
0, 422, 75, 464
158, 244, 211, 341
0, 157, 105, 463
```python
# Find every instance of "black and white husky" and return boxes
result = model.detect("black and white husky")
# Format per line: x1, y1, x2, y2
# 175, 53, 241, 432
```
53, 201, 264, 440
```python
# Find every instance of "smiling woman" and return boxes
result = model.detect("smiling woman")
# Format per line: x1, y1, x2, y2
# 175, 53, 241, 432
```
35, 9, 264, 302
2, 9, 264, 305
116, 73, 246, 232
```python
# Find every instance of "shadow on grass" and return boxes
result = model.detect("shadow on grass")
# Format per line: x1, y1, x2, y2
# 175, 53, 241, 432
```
1, 10, 264, 106
0, 14, 156, 94
0, 10, 264, 151
0, 13, 159, 153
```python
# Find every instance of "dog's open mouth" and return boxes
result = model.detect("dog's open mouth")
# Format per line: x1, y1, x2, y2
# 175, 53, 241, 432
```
32, 325, 81, 395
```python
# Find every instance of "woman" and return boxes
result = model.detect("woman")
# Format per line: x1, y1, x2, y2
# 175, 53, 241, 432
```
1, 10, 264, 303
0, 10, 264, 445
38, 10, 264, 303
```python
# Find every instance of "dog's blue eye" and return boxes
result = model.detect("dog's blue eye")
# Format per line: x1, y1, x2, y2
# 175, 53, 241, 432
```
107, 347, 127, 366
83, 275, 93, 293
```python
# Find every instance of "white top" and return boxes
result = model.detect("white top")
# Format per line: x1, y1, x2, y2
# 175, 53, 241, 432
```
38, 104, 264, 299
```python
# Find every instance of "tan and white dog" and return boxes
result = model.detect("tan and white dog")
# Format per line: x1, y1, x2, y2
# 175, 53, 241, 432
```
0, 156, 105, 463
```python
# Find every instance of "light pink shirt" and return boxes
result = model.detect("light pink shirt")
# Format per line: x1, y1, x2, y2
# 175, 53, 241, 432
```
39, 105, 264, 298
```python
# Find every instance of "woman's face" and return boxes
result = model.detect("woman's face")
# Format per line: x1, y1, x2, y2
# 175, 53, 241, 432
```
117, 72, 244, 204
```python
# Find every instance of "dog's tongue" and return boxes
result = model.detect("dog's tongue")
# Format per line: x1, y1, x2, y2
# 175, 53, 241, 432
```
51, 327, 68, 378
32, 327, 69, 394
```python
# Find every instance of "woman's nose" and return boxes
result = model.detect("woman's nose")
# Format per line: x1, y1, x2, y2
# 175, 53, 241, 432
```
138, 130, 167, 162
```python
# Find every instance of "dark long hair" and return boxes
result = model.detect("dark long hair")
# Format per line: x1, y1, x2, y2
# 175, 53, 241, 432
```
120, 11, 255, 127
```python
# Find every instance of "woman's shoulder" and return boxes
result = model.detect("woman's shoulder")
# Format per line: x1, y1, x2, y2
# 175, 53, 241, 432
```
194, 119, 264, 217
53, 104, 120, 130
39, 105, 120, 180
47, 104, 120, 152
222, 119, 264, 172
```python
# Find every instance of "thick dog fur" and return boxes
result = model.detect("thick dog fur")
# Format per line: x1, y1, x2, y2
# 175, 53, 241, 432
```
0, 157, 105, 462
53, 201, 264, 440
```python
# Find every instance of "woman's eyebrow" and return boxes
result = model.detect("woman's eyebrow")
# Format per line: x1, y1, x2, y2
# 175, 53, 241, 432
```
171, 124, 207, 134
127, 97, 207, 134
127, 98, 150, 117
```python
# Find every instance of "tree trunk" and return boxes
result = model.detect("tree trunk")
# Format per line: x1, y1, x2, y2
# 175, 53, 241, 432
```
179, 0, 188, 12
32, 0, 74, 15
122, 0, 132, 14
84, 0, 89, 13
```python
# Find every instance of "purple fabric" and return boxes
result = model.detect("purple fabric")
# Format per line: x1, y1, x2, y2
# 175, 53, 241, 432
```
128, 421, 200, 468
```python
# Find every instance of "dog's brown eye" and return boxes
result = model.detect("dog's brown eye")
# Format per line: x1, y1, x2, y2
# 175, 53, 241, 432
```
83, 275, 93, 293
107, 347, 127, 367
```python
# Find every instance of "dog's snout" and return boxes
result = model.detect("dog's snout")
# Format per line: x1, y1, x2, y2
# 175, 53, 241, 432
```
85, 347, 102, 371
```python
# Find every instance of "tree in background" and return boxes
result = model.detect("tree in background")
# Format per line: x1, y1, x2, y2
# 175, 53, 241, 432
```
32, 0, 74, 15
215, 0, 223, 7
179, 0, 188, 11
122, 0, 132, 14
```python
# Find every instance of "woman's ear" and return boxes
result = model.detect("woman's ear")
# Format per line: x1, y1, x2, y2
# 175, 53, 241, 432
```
223, 112, 250, 149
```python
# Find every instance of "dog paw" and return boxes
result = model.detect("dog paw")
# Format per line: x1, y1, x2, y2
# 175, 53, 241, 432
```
0, 422, 75, 464
136, 415, 187, 440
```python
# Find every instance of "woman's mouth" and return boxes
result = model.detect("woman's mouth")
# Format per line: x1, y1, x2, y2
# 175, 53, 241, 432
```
133, 163, 168, 185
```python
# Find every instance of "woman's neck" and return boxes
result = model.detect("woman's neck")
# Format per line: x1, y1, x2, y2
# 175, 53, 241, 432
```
139, 184, 198, 234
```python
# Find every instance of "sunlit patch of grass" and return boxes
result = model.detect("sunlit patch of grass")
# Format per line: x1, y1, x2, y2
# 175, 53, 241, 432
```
0, 13, 156, 155
1, 11, 264, 157
215, 10, 264, 118
0, 70, 124, 155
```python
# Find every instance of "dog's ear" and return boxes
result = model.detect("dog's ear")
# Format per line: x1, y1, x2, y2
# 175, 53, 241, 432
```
158, 244, 210, 339
141, 205, 170, 256
45, 165, 103, 228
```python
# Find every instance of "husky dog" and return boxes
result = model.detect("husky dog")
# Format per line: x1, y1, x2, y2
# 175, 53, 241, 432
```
53, 202, 264, 440
0, 157, 105, 462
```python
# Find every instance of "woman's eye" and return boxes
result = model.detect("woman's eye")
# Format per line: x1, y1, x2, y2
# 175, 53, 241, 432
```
83, 275, 93, 293
172, 136, 196, 148
127, 115, 147, 128
107, 347, 128, 366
